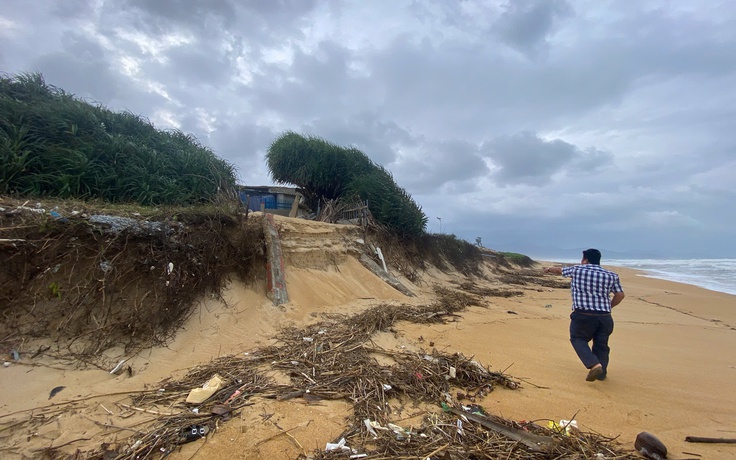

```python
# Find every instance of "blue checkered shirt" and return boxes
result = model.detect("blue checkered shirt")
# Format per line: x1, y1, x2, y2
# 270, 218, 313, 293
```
561, 264, 624, 313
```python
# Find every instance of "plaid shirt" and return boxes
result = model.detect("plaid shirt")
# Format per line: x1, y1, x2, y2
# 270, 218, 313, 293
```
561, 264, 624, 313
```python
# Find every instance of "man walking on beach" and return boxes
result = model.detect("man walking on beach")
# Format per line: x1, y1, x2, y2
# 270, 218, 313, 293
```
544, 249, 625, 382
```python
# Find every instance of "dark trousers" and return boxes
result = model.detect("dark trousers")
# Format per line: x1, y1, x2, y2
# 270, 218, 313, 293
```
569, 310, 614, 374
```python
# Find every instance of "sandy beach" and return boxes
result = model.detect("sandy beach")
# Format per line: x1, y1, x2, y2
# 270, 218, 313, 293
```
1, 216, 735, 459
400, 266, 736, 459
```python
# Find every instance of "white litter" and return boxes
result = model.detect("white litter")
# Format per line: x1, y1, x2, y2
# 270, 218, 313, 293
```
110, 359, 127, 374
559, 419, 578, 435
363, 419, 378, 438
325, 437, 350, 452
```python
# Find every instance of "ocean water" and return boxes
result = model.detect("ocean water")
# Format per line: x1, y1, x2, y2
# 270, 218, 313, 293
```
544, 258, 736, 296
603, 259, 736, 296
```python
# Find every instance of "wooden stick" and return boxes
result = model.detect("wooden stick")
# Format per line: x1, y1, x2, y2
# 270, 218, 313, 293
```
447, 407, 552, 453
32, 437, 91, 451
0, 389, 159, 420
255, 425, 302, 446
91, 420, 145, 434
685, 436, 736, 444
424, 442, 449, 458
118, 403, 176, 416
99, 403, 114, 415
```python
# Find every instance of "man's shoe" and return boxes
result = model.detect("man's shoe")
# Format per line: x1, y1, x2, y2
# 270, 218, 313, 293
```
596, 372, 607, 381
586, 365, 603, 382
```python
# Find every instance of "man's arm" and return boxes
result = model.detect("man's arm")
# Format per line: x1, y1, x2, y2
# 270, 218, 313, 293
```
611, 291, 625, 307
544, 266, 562, 275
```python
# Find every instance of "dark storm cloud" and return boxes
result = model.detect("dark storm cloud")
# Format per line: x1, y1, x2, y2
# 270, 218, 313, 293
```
120, 0, 317, 42
367, 4, 736, 141
157, 45, 233, 88
123, 0, 238, 32
204, 120, 276, 185
51, 0, 96, 19
27, 31, 123, 103
495, 0, 572, 57
480, 132, 604, 185
364, 37, 631, 141
303, 113, 414, 165
391, 139, 489, 194
29, 52, 121, 103
249, 41, 375, 126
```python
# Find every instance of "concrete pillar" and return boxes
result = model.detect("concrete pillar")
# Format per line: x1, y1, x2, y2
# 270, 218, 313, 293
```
262, 213, 288, 306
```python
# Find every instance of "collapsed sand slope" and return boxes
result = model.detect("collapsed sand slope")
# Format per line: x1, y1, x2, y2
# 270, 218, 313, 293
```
274, 214, 413, 317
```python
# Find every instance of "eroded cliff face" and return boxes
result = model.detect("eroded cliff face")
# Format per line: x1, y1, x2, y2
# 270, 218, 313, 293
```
0, 197, 265, 358
0, 196, 542, 362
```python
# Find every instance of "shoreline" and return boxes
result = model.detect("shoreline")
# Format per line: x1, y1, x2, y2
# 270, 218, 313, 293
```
541, 258, 736, 297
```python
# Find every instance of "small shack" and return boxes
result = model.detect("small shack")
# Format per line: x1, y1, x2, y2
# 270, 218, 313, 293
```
237, 186, 303, 217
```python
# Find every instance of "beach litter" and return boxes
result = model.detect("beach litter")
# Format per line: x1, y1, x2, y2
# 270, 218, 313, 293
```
179, 424, 209, 444
635, 431, 668, 459
48, 385, 65, 400
325, 437, 351, 453
49, 210, 69, 222
363, 418, 379, 438
185, 374, 223, 404
109, 359, 127, 375
548, 419, 579, 435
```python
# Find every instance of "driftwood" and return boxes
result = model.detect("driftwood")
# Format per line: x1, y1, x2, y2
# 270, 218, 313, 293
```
446, 406, 553, 453
685, 436, 736, 443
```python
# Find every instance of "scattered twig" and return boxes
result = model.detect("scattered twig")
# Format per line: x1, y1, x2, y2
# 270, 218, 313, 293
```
685, 436, 736, 443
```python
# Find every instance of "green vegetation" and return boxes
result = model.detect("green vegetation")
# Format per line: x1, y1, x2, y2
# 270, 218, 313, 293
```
499, 251, 534, 266
267, 132, 428, 238
0, 72, 236, 205
423, 233, 484, 276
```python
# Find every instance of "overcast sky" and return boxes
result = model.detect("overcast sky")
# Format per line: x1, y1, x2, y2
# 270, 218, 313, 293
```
2, 0, 735, 258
